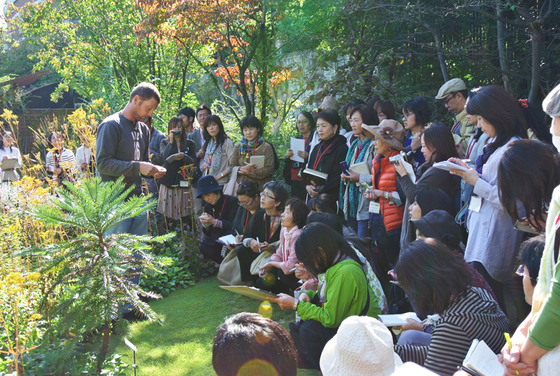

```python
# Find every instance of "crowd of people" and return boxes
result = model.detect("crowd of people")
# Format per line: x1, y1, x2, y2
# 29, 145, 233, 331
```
3, 78, 560, 375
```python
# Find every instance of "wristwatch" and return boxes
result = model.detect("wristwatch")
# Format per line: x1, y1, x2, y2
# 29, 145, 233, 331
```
384, 191, 390, 200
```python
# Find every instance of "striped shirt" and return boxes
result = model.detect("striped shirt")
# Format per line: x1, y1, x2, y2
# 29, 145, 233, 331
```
395, 287, 508, 376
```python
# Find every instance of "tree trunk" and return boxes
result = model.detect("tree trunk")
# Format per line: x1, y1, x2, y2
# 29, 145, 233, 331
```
101, 319, 111, 358
528, 24, 542, 104
496, 1, 513, 95
429, 25, 449, 82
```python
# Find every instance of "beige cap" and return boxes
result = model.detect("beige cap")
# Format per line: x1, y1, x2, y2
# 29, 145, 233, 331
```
435, 78, 467, 100
362, 119, 405, 150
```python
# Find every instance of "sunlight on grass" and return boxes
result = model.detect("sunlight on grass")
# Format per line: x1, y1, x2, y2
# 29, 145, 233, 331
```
110, 277, 315, 375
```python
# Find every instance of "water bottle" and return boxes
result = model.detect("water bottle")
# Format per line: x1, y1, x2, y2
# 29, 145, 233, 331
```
258, 300, 273, 318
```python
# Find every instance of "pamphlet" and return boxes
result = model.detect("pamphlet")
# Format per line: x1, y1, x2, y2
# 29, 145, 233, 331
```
290, 137, 306, 163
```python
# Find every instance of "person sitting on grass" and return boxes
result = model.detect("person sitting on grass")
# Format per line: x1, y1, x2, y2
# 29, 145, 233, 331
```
394, 238, 508, 376
237, 181, 287, 284
197, 175, 239, 264
212, 312, 297, 376
256, 197, 309, 294
270, 223, 382, 370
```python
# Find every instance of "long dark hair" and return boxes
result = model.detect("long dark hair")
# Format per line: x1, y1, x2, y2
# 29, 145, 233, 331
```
498, 140, 560, 232
422, 123, 459, 168
0, 131, 14, 152
203, 115, 228, 151
294, 223, 360, 277
395, 238, 472, 316
374, 100, 396, 120
466, 85, 528, 152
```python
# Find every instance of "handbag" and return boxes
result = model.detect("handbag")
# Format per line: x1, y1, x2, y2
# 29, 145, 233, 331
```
217, 248, 242, 285
250, 250, 273, 275
223, 166, 240, 196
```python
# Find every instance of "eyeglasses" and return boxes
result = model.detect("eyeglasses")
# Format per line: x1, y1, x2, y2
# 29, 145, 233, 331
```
515, 264, 536, 281
260, 192, 276, 200
443, 93, 457, 105
239, 197, 255, 206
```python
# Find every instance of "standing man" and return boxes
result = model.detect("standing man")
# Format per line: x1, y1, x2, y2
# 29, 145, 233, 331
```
435, 78, 476, 156
177, 106, 201, 153
96, 82, 166, 235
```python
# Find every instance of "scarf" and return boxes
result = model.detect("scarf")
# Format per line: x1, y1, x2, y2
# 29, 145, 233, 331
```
240, 136, 264, 161
475, 144, 494, 174
340, 137, 372, 219
205, 138, 223, 176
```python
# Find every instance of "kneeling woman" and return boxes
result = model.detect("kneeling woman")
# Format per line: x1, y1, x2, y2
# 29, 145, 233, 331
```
197, 175, 239, 263
271, 223, 382, 370
394, 238, 508, 376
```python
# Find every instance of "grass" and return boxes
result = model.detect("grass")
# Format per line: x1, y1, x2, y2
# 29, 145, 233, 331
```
109, 277, 315, 375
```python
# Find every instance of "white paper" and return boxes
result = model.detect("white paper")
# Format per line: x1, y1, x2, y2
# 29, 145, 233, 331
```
290, 137, 305, 163
433, 160, 469, 172
462, 339, 504, 376
378, 312, 421, 327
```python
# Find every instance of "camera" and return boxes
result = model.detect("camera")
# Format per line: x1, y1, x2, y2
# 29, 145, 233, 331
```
388, 154, 403, 165
172, 130, 181, 136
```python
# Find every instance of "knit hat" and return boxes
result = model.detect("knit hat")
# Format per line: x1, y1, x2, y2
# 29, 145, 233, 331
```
362, 119, 405, 150
412, 210, 462, 250
435, 78, 467, 100
320, 316, 403, 376
196, 175, 222, 197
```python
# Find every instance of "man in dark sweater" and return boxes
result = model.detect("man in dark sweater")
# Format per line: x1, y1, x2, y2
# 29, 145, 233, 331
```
96, 82, 166, 235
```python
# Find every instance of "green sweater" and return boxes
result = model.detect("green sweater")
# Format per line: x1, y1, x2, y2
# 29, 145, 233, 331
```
529, 263, 560, 350
296, 259, 381, 328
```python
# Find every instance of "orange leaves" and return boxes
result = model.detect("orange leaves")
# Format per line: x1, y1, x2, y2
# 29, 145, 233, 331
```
270, 68, 293, 87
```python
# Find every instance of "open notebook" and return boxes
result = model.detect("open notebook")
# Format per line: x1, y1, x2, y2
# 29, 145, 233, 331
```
460, 339, 504, 376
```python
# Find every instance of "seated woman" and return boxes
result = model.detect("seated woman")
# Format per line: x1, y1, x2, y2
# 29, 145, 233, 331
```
394, 238, 508, 376
212, 312, 297, 376
237, 181, 287, 283
283, 111, 315, 200
394, 123, 459, 249
517, 235, 545, 306
46, 131, 76, 185
197, 175, 239, 264
408, 188, 454, 221
229, 115, 275, 190
231, 181, 263, 239
271, 223, 382, 370
256, 197, 310, 294
157, 116, 197, 224
305, 110, 348, 199
200, 115, 234, 186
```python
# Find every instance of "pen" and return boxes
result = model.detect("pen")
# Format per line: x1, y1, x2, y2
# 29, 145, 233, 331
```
504, 332, 519, 375
289, 267, 296, 273
234, 229, 239, 236
256, 237, 262, 253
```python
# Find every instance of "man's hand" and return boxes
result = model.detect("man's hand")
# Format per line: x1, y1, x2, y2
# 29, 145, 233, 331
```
139, 162, 166, 178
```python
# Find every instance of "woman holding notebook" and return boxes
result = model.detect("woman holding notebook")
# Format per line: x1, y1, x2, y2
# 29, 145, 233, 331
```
304, 110, 348, 199
339, 104, 376, 238
229, 115, 275, 190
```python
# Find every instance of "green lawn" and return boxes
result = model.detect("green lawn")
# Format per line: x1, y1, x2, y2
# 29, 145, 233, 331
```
110, 277, 315, 375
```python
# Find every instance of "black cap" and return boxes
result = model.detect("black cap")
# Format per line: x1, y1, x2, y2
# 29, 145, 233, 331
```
412, 210, 462, 250
196, 175, 222, 198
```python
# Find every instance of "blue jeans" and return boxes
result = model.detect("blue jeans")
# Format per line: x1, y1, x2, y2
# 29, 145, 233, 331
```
348, 217, 370, 238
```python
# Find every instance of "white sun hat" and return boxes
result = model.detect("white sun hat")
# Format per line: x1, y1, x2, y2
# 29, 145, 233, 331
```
320, 315, 403, 376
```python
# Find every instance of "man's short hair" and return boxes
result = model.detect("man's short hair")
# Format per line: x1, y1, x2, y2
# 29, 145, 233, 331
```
177, 106, 195, 119
129, 82, 161, 104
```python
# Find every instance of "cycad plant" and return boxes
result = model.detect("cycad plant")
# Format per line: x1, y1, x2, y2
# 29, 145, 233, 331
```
28, 177, 173, 359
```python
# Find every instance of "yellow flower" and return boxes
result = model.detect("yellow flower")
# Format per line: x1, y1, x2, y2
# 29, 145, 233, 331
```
31, 314, 42, 320
25, 272, 41, 282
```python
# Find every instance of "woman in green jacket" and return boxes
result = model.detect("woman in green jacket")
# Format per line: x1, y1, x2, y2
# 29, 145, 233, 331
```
271, 222, 381, 370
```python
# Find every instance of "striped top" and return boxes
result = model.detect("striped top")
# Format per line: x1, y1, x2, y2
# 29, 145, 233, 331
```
395, 287, 508, 376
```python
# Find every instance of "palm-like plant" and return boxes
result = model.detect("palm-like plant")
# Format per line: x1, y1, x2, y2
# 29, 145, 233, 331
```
29, 177, 173, 358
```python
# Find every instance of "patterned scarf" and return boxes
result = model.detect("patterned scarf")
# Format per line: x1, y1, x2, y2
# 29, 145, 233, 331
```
239, 136, 264, 160
205, 138, 223, 176
340, 137, 372, 218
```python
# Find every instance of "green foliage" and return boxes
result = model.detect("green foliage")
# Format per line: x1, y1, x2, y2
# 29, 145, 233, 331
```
27, 177, 174, 358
